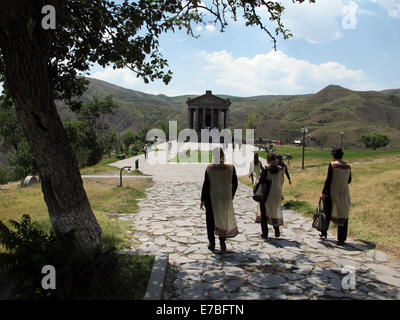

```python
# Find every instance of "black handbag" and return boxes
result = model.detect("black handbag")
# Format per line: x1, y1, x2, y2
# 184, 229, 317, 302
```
252, 169, 271, 203
312, 199, 328, 231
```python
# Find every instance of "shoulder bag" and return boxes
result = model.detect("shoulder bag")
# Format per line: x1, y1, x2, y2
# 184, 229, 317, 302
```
312, 199, 328, 231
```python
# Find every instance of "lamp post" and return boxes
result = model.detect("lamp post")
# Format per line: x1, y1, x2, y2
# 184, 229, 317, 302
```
301, 128, 308, 170
340, 131, 344, 149
119, 166, 131, 188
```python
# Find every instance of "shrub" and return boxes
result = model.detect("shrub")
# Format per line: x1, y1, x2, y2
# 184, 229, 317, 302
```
0, 215, 154, 300
0, 168, 8, 184
360, 133, 391, 150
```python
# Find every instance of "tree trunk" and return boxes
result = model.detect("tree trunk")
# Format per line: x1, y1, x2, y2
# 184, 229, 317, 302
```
0, 3, 102, 255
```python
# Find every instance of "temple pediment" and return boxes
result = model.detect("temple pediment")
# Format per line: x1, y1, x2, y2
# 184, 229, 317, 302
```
187, 90, 231, 108
186, 90, 230, 132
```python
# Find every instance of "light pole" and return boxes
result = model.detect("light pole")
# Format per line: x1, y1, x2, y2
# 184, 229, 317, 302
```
340, 131, 344, 149
119, 166, 131, 188
301, 128, 308, 170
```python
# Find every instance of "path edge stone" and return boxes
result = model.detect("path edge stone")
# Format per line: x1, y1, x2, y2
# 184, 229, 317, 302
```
120, 250, 169, 300
144, 252, 169, 300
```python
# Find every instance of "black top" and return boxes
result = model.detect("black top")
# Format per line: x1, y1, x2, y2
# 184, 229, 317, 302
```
201, 165, 238, 204
322, 163, 352, 195
278, 161, 291, 181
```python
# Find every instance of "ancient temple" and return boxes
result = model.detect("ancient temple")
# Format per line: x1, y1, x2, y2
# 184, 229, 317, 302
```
186, 90, 231, 134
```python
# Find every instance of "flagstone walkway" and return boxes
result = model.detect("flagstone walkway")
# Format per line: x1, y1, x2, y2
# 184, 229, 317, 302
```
120, 178, 400, 300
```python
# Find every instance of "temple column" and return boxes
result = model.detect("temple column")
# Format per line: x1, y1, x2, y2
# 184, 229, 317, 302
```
188, 108, 192, 129
202, 108, 206, 130
223, 110, 227, 129
195, 107, 200, 132
217, 109, 221, 130
211, 108, 214, 129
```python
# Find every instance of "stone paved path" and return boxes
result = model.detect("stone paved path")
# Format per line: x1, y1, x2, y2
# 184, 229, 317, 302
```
120, 179, 400, 300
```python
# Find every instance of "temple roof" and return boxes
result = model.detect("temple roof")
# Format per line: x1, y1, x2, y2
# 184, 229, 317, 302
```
186, 90, 231, 108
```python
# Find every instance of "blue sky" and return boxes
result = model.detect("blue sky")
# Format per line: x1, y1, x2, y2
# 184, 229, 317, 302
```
90, 1, 399, 96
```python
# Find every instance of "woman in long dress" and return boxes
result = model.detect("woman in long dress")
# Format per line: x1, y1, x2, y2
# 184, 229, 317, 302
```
249, 153, 263, 223
258, 153, 284, 239
201, 147, 239, 252
320, 147, 352, 246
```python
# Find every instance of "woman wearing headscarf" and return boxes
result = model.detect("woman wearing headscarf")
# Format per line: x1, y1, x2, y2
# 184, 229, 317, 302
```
201, 147, 239, 252
249, 153, 263, 223
320, 147, 352, 246
257, 153, 284, 239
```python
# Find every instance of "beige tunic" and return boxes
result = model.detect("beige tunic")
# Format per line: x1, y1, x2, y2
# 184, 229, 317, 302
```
250, 161, 263, 186
263, 168, 284, 226
207, 164, 239, 238
330, 163, 351, 225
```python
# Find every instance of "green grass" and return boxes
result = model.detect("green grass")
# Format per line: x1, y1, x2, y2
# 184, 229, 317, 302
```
0, 176, 154, 299
79, 156, 120, 175
169, 150, 213, 163
284, 200, 315, 216
256, 145, 400, 169
0, 214, 154, 300
79, 156, 149, 176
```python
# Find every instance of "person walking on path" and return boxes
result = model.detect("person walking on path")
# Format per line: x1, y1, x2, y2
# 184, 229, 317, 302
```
257, 153, 284, 239
320, 147, 352, 246
249, 153, 263, 223
276, 154, 291, 185
143, 144, 148, 159
201, 147, 239, 252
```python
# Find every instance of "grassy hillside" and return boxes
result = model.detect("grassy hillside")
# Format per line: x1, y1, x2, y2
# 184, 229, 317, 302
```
67, 79, 400, 149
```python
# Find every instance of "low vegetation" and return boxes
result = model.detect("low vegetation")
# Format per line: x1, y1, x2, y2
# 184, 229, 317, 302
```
0, 215, 154, 300
0, 167, 154, 299
169, 150, 213, 163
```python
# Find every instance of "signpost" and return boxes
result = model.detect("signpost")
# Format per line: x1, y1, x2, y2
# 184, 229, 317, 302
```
119, 166, 131, 188
301, 128, 308, 170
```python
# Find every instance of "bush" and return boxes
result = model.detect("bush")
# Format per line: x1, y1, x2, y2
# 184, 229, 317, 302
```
360, 132, 391, 150
0, 168, 8, 184
0, 215, 154, 300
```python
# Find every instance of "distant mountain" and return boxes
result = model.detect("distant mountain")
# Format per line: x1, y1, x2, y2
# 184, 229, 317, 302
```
58, 78, 400, 149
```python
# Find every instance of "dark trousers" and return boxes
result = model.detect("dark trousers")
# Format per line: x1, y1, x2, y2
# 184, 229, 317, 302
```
205, 207, 226, 245
250, 173, 254, 185
322, 197, 348, 242
260, 202, 279, 237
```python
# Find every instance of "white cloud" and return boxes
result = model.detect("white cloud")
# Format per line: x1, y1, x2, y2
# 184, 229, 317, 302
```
205, 24, 216, 32
91, 65, 201, 97
370, 0, 400, 18
195, 24, 216, 34
279, 0, 346, 43
200, 50, 380, 95
92, 67, 141, 88
342, 1, 359, 29
277, 0, 385, 43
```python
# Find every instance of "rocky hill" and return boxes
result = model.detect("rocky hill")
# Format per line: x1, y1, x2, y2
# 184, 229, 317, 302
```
58, 78, 400, 149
